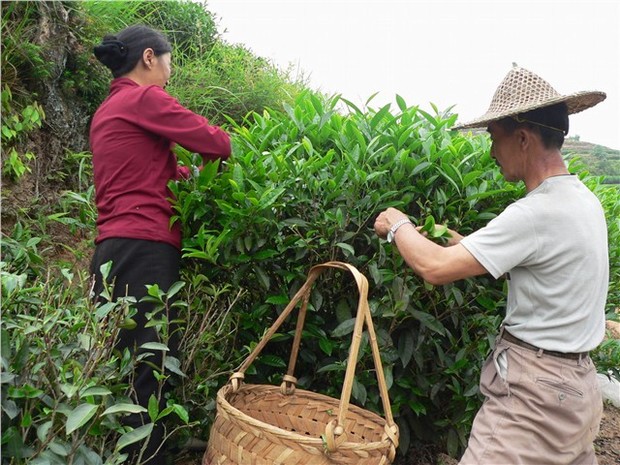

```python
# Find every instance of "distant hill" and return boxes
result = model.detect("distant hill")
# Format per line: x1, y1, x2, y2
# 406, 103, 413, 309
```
563, 138, 619, 157
461, 131, 620, 183
562, 138, 620, 183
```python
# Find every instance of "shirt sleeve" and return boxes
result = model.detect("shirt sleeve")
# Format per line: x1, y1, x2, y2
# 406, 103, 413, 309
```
135, 86, 231, 161
460, 202, 538, 279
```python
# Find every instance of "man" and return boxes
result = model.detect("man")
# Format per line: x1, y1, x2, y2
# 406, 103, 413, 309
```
374, 64, 608, 465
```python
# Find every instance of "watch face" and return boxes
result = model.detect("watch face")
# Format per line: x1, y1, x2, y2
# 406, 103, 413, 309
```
387, 231, 394, 243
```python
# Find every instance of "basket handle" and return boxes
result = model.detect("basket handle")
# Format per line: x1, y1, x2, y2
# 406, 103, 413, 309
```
231, 261, 398, 451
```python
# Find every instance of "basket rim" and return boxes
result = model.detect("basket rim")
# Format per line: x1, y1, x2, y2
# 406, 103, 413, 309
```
216, 383, 395, 452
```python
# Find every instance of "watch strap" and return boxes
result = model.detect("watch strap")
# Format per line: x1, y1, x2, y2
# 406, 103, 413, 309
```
387, 218, 412, 243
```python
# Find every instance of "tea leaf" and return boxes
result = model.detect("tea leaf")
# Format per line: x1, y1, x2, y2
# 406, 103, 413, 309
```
66, 403, 97, 435
116, 424, 154, 451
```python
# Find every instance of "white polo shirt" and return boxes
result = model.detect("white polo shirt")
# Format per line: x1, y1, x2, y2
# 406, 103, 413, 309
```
460, 175, 608, 353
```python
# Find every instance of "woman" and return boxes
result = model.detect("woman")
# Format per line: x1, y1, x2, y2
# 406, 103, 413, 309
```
90, 25, 231, 463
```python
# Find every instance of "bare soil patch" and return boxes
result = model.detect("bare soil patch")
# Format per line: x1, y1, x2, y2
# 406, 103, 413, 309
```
594, 403, 620, 465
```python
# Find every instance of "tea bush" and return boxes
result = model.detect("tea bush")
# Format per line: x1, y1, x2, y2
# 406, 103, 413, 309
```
2, 90, 618, 460
169, 91, 519, 455
2, 1, 618, 458
171, 91, 620, 456
0, 224, 192, 463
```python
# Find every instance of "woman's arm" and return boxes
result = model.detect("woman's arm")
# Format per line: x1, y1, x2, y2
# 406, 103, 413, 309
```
137, 86, 232, 161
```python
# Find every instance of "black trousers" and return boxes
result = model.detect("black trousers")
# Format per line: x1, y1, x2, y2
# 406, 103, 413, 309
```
90, 238, 181, 464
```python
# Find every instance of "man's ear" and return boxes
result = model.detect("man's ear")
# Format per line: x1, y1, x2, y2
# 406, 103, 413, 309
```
517, 127, 532, 151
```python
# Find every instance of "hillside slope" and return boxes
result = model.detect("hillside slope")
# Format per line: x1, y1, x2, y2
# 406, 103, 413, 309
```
562, 138, 620, 181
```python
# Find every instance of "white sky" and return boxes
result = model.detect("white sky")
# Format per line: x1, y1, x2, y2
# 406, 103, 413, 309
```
207, 0, 619, 150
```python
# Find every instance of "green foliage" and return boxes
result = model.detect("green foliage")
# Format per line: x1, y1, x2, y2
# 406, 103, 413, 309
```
603, 176, 620, 184
168, 92, 524, 455
563, 137, 620, 181
133, 0, 218, 58
0, 222, 190, 462
172, 277, 246, 440
1, 1, 52, 91
78, 0, 144, 32
46, 152, 98, 242
2, 1, 618, 460
1, 86, 44, 180
169, 92, 620, 456
1, 263, 129, 463
598, 185, 620, 316
2, 89, 619, 459
0, 250, 192, 462
592, 336, 620, 381
0, 222, 45, 278
168, 40, 309, 126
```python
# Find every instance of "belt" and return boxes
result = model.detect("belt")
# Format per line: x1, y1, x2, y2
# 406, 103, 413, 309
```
501, 330, 588, 361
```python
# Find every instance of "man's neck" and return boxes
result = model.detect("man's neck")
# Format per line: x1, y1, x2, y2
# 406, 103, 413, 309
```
524, 150, 568, 192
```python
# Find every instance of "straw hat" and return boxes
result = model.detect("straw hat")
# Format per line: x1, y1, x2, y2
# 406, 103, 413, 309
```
453, 64, 606, 130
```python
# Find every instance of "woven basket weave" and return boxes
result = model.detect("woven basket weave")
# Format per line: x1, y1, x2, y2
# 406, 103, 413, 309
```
204, 262, 399, 465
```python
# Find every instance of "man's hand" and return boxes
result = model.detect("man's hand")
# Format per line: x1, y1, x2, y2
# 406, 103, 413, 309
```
417, 224, 464, 246
374, 207, 410, 239
374, 208, 484, 284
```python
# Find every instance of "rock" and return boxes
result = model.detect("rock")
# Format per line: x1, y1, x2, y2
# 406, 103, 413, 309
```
606, 320, 620, 340
597, 373, 620, 408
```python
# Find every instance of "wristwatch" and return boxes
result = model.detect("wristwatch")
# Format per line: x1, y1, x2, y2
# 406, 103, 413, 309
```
387, 218, 412, 243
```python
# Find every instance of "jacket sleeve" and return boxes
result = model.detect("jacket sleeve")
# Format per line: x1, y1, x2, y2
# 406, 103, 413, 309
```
136, 86, 231, 162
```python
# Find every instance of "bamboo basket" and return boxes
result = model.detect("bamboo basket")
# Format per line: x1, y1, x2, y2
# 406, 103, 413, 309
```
204, 261, 399, 465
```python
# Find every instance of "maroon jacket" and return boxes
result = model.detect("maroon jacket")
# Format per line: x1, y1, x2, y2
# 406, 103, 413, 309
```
90, 78, 231, 249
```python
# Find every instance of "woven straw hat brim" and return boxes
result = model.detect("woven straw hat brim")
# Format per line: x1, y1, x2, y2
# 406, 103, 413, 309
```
454, 90, 606, 130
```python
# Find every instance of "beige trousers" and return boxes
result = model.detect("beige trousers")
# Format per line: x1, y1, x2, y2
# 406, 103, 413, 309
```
459, 335, 602, 465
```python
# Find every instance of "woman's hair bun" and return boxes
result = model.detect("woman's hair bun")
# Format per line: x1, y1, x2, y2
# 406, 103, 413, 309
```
94, 35, 129, 72
94, 26, 171, 78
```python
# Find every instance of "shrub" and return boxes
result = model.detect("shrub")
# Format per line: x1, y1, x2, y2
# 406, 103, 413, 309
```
0, 86, 44, 181
3, 0, 617, 453
133, 0, 218, 58
1, 264, 129, 463
0, 227, 191, 462
3, 89, 617, 460
171, 91, 619, 456
169, 92, 523, 456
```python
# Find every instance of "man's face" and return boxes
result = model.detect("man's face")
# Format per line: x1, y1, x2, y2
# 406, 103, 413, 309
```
487, 122, 522, 182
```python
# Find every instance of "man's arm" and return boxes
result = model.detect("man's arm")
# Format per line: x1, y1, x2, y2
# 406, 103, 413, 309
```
375, 207, 487, 285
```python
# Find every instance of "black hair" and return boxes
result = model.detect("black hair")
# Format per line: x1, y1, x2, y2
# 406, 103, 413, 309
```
94, 25, 172, 78
497, 102, 569, 150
